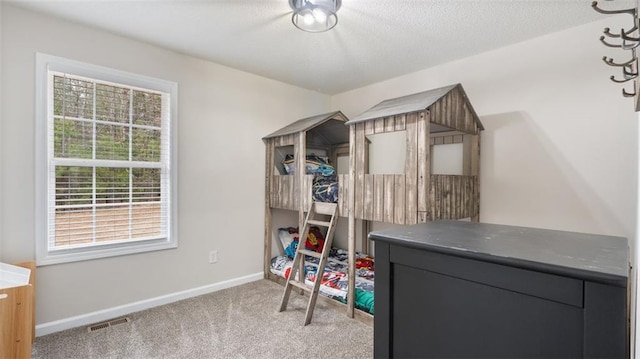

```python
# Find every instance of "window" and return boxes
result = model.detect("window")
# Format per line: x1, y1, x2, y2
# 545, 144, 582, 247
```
36, 53, 178, 265
367, 131, 407, 175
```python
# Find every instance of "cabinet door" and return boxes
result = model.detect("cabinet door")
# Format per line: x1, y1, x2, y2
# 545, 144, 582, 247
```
392, 264, 584, 358
0, 284, 33, 359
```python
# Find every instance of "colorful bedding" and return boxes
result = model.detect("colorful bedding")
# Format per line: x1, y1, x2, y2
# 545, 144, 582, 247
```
270, 247, 375, 314
281, 154, 340, 203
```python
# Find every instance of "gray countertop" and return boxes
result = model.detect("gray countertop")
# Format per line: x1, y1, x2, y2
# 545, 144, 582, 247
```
369, 221, 629, 287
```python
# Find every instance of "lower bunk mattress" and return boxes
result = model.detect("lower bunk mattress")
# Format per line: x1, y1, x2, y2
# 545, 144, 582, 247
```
270, 248, 375, 314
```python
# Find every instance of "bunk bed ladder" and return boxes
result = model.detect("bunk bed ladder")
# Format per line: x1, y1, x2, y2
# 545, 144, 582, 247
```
278, 201, 339, 325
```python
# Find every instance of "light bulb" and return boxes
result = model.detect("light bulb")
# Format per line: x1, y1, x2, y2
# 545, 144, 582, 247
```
303, 13, 315, 25
313, 8, 327, 23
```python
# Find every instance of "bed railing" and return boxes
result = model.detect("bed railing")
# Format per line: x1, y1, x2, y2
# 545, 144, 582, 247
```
268, 174, 478, 222
269, 174, 349, 216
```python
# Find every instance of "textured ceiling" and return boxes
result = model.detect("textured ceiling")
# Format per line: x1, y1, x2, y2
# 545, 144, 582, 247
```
6, 0, 635, 94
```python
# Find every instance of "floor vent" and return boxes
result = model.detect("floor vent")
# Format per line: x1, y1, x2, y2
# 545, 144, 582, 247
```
87, 317, 131, 332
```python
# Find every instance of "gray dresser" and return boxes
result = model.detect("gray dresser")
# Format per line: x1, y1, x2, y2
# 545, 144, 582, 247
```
371, 221, 629, 358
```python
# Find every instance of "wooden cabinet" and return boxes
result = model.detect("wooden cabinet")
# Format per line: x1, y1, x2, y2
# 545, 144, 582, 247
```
371, 221, 629, 359
1, 261, 35, 359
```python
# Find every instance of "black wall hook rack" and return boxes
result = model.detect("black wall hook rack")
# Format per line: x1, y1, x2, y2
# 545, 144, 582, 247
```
593, 0, 640, 110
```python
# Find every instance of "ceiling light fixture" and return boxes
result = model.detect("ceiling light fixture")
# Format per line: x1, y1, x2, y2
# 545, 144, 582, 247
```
289, 0, 342, 33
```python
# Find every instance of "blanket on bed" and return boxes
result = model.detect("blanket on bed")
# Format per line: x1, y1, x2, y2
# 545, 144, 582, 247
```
270, 248, 375, 314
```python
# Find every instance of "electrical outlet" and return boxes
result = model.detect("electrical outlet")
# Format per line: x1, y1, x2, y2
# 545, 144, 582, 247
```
209, 250, 218, 264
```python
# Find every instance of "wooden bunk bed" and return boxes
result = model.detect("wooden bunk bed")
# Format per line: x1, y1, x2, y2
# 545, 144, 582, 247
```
263, 83, 483, 322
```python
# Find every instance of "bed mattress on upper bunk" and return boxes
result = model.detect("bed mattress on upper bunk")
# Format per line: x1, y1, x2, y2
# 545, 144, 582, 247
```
270, 248, 375, 314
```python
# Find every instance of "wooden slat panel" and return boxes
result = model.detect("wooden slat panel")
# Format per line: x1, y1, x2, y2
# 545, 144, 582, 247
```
385, 116, 395, 132
265, 139, 274, 205
338, 174, 347, 217
347, 124, 356, 318
474, 175, 480, 220
417, 211, 427, 223
452, 91, 460, 131
355, 122, 366, 220
430, 134, 464, 146
464, 101, 472, 134
364, 175, 374, 221
455, 175, 461, 219
472, 132, 480, 221
275, 133, 296, 147
374, 118, 385, 133
277, 175, 293, 210
427, 87, 481, 135
433, 175, 442, 220
365, 120, 375, 136
394, 175, 405, 224
294, 133, 304, 220
429, 175, 478, 220
274, 176, 281, 208
289, 176, 296, 210
395, 114, 406, 131
272, 175, 280, 208
405, 112, 418, 224
303, 175, 313, 211
445, 92, 453, 128
274, 135, 284, 147
383, 175, 395, 223
373, 174, 385, 222
448, 175, 454, 219
440, 91, 449, 128
264, 138, 274, 276
417, 111, 430, 214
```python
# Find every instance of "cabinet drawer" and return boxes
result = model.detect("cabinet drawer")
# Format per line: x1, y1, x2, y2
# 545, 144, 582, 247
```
390, 245, 583, 307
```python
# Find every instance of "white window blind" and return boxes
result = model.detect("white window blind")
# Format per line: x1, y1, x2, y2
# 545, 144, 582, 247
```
36, 54, 178, 265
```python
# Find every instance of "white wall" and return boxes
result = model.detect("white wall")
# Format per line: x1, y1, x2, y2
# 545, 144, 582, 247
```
333, 16, 639, 353
1, 4, 330, 327
334, 17, 637, 239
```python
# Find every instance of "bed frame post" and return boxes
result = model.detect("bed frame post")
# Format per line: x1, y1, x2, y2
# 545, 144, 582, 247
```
347, 123, 356, 318
264, 139, 274, 278
463, 131, 481, 222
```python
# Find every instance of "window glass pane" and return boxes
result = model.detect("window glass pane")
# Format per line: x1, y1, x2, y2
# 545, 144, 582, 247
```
53, 76, 93, 120
132, 128, 161, 162
95, 123, 129, 160
55, 166, 93, 207
95, 167, 129, 204
133, 90, 162, 127
96, 83, 130, 124
54, 206, 94, 247
94, 205, 131, 242
132, 203, 162, 239
132, 168, 161, 202
54, 119, 93, 159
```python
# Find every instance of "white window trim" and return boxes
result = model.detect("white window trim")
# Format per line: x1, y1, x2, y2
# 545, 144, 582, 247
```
35, 53, 178, 266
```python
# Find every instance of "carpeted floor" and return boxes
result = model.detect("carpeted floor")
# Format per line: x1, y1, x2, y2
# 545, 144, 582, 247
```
32, 279, 373, 358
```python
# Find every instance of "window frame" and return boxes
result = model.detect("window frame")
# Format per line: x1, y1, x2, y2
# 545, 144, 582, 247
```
35, 53, 178, 266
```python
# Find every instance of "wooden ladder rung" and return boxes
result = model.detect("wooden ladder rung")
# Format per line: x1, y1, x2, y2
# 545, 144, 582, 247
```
313, 202, 338, 216
298, 249, 321, 258
307, 219, 331, 227
279, 201, 339, 325
288, 279, 311, 292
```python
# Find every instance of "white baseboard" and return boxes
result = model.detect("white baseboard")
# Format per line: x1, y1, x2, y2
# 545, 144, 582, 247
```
35, 272, 263, 337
